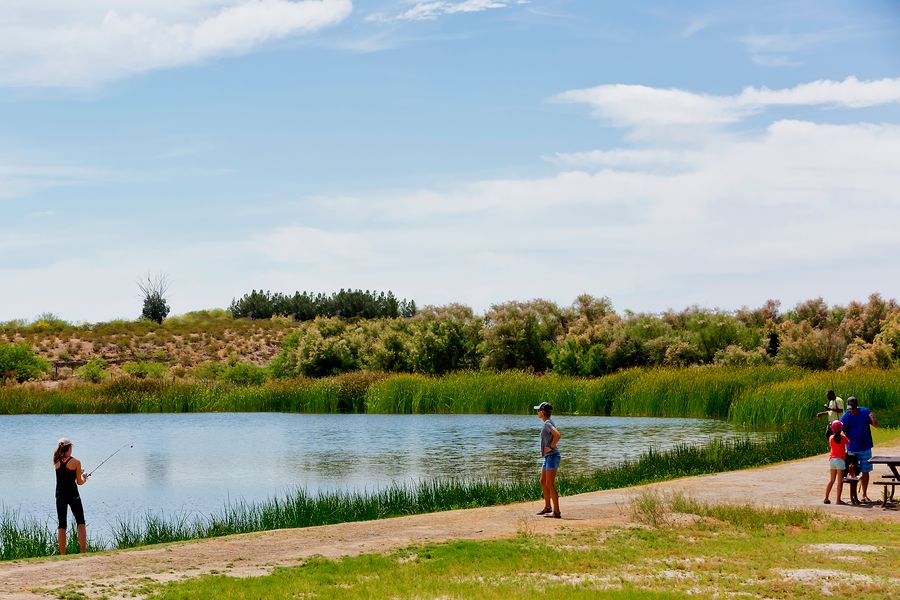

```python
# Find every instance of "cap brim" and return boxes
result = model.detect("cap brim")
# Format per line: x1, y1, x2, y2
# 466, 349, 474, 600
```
533, 405, 542, 410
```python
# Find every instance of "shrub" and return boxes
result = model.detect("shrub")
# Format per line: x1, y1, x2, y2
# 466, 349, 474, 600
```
713, 344, 771, 367
76, 359, 108, 383
221, 362, 269, 385
121, 361, 168, 379
0, 343, 51, 382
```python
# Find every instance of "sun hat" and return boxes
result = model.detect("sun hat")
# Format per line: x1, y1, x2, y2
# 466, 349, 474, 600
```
534, 401, 552, 412
830, 420, 843, 432
847, 396, 859, 408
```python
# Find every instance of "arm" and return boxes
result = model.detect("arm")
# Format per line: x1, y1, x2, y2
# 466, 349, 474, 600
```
548, 427, 561, 452
72, 459, 88, 485
870, 412, 879, 428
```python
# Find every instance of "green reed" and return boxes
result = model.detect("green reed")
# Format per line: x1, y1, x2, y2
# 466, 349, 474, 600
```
0, 508, 102, 560
3, 368, 897, 427
728, 368, 900, 427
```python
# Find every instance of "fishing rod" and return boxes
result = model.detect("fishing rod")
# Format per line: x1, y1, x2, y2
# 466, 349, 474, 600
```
86, 442, 134, 478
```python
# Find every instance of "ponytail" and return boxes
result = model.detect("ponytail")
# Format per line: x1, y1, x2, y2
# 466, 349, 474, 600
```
53, 442, 71, 465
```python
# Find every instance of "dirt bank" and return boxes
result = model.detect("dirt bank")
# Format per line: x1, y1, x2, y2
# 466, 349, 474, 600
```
2, 441, 898, 600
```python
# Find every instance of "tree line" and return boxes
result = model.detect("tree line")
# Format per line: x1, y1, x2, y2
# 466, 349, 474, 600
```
229, 289, 417, 321
269, 294, 900, 377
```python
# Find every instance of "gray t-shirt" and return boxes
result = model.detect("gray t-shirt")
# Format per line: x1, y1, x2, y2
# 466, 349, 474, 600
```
541, 418, 560, 456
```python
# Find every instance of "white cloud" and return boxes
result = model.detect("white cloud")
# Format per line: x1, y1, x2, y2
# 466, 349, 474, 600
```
368, 0, 521, 23
3, 117, 900, 320
0, 0, 352, 87
0, 162, 126, 199
554, 76, 900, 129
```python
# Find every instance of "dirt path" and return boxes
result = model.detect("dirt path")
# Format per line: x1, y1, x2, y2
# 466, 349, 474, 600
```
3, 442, 899, 600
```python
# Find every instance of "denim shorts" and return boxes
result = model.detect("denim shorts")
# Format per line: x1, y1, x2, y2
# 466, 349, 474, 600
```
848, 449, 873, 473
829, 458, 846, 470
543, 453, 561, 471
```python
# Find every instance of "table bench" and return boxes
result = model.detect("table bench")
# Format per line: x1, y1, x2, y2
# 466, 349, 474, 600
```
867, 456, 900, 507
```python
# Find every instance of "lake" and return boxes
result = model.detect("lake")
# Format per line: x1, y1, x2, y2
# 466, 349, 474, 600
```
0, 413, 762, 540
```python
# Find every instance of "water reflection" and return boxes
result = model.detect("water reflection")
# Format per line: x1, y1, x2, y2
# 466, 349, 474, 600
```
0, 413, 766, 540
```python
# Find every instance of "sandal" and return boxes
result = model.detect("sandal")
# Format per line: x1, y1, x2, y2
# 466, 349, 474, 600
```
543, 512, 561, 519
536, 507, 552, 515
836, 500, 847, 505
823, 499, 831, 504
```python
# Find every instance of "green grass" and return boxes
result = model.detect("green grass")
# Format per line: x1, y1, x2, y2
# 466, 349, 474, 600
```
142, 503, 898, 600
4, 367, 897, 427
0, 509, 102, 560
728, 368, 900, 426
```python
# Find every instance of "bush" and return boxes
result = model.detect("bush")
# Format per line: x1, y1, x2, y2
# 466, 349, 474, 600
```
0, 343, 51, 382
76, 359, 108, 383
221, 362, 269, 385
121, 361, 168, 379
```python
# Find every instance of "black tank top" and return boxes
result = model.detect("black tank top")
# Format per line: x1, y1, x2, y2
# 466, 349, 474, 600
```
55, 456, 78, 499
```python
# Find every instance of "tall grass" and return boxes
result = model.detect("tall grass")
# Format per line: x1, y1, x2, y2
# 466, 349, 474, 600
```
3, 368, 898, 426
0, 424, 822, 560
729, 368, 900, 427
0, 509, 102, 560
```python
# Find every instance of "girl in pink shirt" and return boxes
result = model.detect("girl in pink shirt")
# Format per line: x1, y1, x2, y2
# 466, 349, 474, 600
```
824, 421, 851, 505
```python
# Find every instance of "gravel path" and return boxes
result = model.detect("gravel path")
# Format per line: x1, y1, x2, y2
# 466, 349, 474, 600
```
2, 441, 898, 600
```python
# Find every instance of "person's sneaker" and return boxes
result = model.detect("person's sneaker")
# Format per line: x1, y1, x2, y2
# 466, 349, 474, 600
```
536, 507, 552, 515
543, 512, 561, 519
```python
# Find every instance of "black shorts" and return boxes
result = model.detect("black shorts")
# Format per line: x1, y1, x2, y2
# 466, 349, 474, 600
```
56, 495, 85, 529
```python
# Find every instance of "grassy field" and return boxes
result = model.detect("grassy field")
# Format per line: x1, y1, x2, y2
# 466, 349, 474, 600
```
143, 498, 899, 600
3, 367, 897, 428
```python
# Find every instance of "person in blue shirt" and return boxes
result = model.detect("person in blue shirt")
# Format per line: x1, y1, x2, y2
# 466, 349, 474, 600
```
840, 396, 879, 503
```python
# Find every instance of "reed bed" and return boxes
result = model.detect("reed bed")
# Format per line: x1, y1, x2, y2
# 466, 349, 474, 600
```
728, 368, 900, 427
0, 509, 102, 560
2, 368, 897, 427
0, 425, 820, 560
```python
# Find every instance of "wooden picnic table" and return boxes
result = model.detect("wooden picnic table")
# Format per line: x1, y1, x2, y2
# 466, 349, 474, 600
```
867, 455, 900, 506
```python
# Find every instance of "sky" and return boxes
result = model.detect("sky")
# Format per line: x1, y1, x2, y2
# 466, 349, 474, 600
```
2, 0, 900, 323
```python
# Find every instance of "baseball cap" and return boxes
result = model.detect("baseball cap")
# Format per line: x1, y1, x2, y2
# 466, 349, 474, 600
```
534, 402, 552, 412
847, 396, 859, 408
58, 437, 72, 446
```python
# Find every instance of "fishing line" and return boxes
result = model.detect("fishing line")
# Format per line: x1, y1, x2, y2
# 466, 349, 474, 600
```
86, 442, 134, 478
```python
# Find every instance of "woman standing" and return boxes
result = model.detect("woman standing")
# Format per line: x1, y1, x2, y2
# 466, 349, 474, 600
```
54, 438, 89, 554
534, 402, 561, 518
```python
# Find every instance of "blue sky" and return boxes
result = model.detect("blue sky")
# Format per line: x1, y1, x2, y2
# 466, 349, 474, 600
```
2, 0, 900, 322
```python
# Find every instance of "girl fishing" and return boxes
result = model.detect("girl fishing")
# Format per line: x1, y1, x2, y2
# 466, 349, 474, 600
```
824, 421, 851, 505
54, 437, 89, 554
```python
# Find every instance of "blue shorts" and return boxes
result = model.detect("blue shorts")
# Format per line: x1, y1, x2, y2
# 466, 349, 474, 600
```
848, 449, 873, 473
543, 453, 561, 471
829, 458, 845, 470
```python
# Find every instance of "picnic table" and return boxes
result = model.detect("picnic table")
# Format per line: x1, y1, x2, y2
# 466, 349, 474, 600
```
867, 455, 900, 506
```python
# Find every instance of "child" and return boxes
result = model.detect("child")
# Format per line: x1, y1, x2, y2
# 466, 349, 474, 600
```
824, 421, 851, 505
844, 453, 861, 506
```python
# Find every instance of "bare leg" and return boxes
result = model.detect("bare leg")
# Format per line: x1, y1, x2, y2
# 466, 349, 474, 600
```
860, 472, 871, 501
836, 472, 845, 505
546, 469, 560, 514
540, 469, 551, 510
77, 524, 87, 553
57, 528, 66, 555
824, 470, 837, 502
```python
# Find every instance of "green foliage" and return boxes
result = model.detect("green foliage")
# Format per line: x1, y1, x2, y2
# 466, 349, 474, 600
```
121, 361, 168, 379
0, 343, 51, 382
479, 300, 565, 372
229, 288, 416, 321
220, 362, 269, 386
728, 367, 900, 427
75, 358, 108, 383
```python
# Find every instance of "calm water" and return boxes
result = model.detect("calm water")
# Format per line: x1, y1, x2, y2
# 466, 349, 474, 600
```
0, 413, 761, 539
